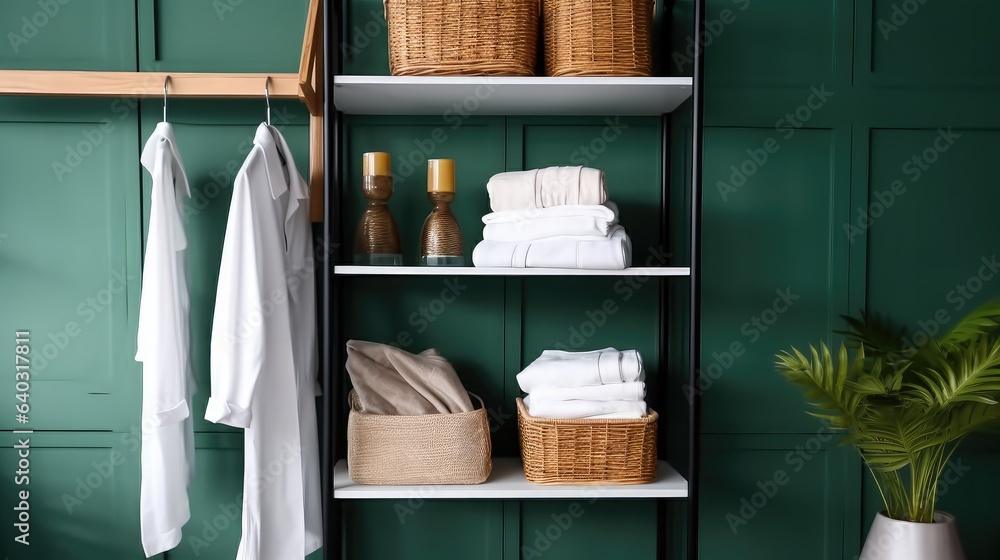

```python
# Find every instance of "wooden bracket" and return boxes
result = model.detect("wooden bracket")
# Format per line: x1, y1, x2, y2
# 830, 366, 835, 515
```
299, 0, 325, 222
299, 0, 324, 118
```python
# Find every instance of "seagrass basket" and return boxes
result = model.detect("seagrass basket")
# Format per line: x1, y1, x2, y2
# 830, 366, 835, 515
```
347, 390, 493, 485
516, 397, 657, 484
543, 0, 655, 77
385, 0, 540, 76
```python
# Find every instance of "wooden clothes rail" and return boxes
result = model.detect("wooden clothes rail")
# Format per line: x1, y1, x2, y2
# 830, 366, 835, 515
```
0, 71, 301, 98
0, 0, 325, 222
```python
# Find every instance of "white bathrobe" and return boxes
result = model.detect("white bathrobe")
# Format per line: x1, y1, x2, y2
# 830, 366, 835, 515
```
205, 123, 322, 560
135, 122, 196, 557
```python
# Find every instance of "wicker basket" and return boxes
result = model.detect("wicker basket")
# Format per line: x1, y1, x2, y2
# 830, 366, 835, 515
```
517, 397, 657, 484
385, 0, 540, 76
347, 390, 493, 485
543, 0, 655, 77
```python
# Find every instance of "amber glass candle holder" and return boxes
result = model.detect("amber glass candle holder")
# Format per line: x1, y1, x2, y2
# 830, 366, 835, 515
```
354, 152, 402, 265
420, 159, 464, 266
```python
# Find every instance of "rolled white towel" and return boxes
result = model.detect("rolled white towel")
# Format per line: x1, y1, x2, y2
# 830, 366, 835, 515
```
523, 397, 648, 419
482, 202, 619, 242
472, 226, 632, 270
487, 166, 606, 212
516, 348, 644, 393
529, 382, 645, 402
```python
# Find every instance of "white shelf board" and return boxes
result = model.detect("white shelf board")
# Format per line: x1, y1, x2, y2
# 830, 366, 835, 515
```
334, 266, 690, 277
334, 458, 688, 499
332, 76, 693, 115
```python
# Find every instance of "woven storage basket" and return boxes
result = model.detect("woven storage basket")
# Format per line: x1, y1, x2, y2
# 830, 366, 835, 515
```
347, 390, 493, 485
385, 0, 540, 76
517, 397, 657, 484
543, 0, 655, 77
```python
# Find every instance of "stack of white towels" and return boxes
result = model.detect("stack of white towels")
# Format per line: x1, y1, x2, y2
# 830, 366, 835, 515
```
472, 166, 633, 269
517, 348, 648, 419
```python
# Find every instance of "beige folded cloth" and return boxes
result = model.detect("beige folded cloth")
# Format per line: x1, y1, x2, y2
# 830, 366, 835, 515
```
487, 166, 607, 212
345, 340, 474, 415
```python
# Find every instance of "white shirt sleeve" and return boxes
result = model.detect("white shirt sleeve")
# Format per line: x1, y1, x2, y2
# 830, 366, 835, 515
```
205, 169, 265, 429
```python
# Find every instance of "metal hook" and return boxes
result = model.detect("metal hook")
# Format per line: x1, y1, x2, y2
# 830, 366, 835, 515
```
264, 76, 272, 126
162, 75, 171, 123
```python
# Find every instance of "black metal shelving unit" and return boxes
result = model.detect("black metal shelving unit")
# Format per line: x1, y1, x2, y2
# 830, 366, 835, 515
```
321, 0, 706, 557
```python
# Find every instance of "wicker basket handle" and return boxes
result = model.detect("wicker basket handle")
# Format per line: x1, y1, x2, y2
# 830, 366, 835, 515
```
467, 392, 486, 411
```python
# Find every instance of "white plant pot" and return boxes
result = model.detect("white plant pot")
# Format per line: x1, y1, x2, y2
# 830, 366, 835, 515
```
860, 511, 966, 560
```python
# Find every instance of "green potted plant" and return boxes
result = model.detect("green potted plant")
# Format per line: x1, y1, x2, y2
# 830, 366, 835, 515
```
775, 302, 1000, 560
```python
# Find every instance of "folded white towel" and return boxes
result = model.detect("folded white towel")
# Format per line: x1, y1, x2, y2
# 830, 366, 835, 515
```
529, 382, 645, 402
482, 202, 619, 242
523, 397, 647, 419
586, 411, 651, 419
487, 166, 607, 212
516, 348, 645, 393
472, 226, 632, 269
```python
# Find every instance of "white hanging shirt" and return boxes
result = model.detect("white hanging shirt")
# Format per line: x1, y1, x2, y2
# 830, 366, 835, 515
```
135, 122, 197, 557
206, 123, 322, 560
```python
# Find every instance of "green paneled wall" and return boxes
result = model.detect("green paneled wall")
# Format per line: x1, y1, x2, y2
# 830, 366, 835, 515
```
0, 0, 136, 70
520, 501, 659, 560
0, 2, 315, 559
137, 0, 310, 73
864, 0, 1000, 85
0, 432, 145, 558
699, 0, 1000, 559
701, 434, 860, 559
345, 501, 503, 560
3, 0, 998, 559
0, 98, 142, 432
701, 126, 848, 433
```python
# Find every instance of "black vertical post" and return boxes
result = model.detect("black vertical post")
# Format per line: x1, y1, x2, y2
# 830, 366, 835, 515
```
323, 0, 341, 558
687, 0, 706, 558
659, 108, 672, 558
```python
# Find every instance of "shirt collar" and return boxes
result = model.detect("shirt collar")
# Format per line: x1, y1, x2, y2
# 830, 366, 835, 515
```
141, 121, 191, 198
253, 123, 309, 202
253, 123, 310, 228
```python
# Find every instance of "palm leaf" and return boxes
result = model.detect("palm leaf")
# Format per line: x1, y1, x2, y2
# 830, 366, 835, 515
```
950, 402, 1000, 438
777, 305, 1000, 522
775, 342, 863, 430
834, 312, 906, 354
937, 300, 1000, 353
913, 335, 1000, 407
854, 405, 952, 474
844, 359, 907, 397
